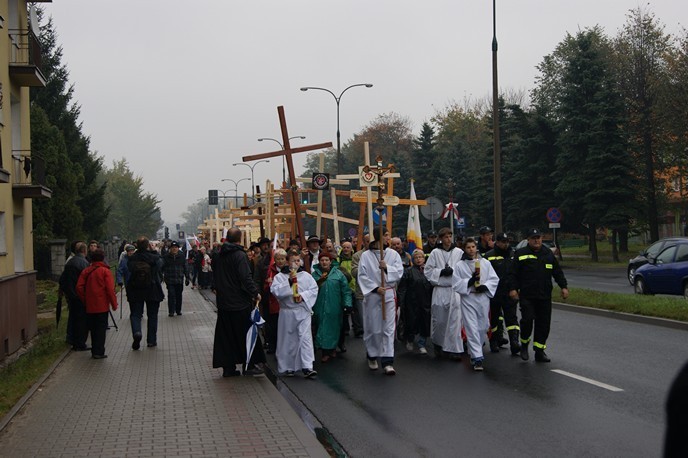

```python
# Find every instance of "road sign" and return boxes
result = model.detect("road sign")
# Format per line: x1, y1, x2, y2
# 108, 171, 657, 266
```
549, 223, 561, 229
420, 196, 443, 221
373, 207, 387, 225
178, 231, 185, 239
456, 217, 466, 228
547, 207, 562, 223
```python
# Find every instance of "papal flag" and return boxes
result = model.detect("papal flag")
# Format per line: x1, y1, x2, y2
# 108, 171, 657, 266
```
406, 180, 423, 254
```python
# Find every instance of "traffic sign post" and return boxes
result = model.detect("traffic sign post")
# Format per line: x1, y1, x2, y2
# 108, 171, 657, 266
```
546, 208, 563, 259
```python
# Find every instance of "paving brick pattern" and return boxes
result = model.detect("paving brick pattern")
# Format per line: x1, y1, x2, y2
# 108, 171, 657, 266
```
0, 288, 327, 458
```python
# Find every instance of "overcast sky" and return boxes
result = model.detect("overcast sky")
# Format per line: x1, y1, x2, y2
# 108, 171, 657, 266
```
45, 1, 685, 227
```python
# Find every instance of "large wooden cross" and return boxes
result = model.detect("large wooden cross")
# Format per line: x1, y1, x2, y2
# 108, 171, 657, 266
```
242, 106, 333, 248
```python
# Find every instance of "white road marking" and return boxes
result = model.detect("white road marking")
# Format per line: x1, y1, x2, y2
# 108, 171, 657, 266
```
551, 369, 624, 392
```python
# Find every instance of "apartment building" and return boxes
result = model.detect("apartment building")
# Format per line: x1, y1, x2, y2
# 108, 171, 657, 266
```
0, 0, 51, 358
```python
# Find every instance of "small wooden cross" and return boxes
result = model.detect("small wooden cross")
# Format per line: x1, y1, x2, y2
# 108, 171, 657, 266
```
242, 106, 333, 249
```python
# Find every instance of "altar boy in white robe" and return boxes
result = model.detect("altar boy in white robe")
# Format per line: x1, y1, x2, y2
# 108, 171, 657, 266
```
271, 250, 319, 378
424, 227, 465, 359
357, 238, 403, 375
453, 238, 499, 371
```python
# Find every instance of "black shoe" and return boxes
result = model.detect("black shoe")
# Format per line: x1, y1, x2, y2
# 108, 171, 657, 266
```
498, 337, 509, 347
176, 312, 182, 316
489, 339, 500, 353
472, 360, 484, 371
302, 369, 318, 379
244, 366, 265, 376
92, 354, 108, 359
520, 344, 530, 361
354, 331, 364, 338
132, 332, 142, 350
534, 350, 551, 363
338, 344, 347, 353
222, 368, 241, 377
73, 346, 91, 352
168, 313, 174, 317
147, 342, 157, 347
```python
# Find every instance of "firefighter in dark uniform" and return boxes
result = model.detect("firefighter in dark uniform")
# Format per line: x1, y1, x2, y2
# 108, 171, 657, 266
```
484, 232, 520, 355
509, 228, 568, 362
477, 226, 494, 256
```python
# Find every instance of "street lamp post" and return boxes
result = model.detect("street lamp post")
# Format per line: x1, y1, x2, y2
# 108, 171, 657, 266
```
300, 83, 373, 175
492, 0, 503, 233
221, 177, 250, 208
232, 160, 270, 201
257, 136, 305, 186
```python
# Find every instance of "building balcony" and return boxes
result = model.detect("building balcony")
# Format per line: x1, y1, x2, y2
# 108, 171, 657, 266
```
11, 151, 52, 199
8, 29, 46, 87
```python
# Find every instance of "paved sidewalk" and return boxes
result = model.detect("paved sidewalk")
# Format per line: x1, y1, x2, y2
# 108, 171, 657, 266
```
0, 287, 328, 458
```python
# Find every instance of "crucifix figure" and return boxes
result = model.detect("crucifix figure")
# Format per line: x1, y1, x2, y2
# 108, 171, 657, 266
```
242, 106, 333, 249
362, 155, 396, 320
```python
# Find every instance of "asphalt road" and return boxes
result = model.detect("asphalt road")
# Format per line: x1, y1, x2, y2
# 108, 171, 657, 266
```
562, 265, 634, 294
273, 308, 687, 457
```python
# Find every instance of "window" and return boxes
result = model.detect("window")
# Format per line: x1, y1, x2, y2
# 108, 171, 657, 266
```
656, 246, 677, 265
675, 244, 688, 263
646, 241, 666, 259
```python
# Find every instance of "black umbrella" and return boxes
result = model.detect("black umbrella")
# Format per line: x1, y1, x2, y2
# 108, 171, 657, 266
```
56, 296, 63, 327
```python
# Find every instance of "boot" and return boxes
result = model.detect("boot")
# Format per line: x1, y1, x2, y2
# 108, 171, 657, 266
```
497, 323, 509, 347
489, 338, 500, 353
508, 330, 521, 356
520, 343, 529, 361
534, 349, 551, 363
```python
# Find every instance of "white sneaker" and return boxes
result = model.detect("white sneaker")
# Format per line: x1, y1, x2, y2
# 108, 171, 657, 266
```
406, 342, 414, 351
367, 359, 378, 370
384, 365, 396, 376
418, 346, 428, 355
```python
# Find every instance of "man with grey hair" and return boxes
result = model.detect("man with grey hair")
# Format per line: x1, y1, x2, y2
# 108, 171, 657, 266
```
59, 241, 90, 351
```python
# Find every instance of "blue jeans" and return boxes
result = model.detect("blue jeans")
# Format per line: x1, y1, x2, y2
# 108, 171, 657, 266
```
130, 300, 161, 345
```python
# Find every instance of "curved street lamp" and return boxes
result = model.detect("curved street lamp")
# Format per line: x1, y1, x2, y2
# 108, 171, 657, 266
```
232, 160, 270, 200
300, 83, 373, 175
257, 136, 306, 186
221, 177, 250, 208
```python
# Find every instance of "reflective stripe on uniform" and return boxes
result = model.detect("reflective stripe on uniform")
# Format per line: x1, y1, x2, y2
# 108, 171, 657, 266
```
491, 326, 499, 333
518, 254, 537, 261
487, 256, 504, 261
545, 264, 553, 269
498, 316, 504, 322
520, 337, 531, 344
533, 341, 547, 349
506, 325, 520, 331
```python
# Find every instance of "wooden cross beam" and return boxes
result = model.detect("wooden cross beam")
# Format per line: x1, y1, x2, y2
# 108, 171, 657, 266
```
242, 106, 333, 249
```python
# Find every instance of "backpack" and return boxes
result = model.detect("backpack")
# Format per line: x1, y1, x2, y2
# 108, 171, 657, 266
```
129, 260, 152, 289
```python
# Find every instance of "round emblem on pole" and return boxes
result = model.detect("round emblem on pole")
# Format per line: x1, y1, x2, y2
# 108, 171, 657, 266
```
312, 173, 330, 190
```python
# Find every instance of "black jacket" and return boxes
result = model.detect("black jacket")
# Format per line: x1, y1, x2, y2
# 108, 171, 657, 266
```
485, 245, 515, 295
213, 242, 258, 312
126, 250, 164, 302
398, 265, 433, 312
162, 251, 189, 285
59, 255, 89, 304
510, 244, 567, 300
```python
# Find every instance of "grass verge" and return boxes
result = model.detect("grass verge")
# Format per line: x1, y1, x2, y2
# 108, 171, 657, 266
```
0, 281, 70, 419
554, 287, 688, 322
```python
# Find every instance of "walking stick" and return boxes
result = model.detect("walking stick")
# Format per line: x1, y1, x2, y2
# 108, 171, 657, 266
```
119, 286, 124, 319
109, 309, 119, 331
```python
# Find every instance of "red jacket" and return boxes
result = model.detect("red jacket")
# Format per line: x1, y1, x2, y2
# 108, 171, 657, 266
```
77, 262, 118, 314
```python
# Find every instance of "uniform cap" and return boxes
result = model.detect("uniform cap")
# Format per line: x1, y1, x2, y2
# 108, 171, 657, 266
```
169, 241, 180, 248
496, 233, 509, 242
526, 228, 542, 238
479, 226, 493, 235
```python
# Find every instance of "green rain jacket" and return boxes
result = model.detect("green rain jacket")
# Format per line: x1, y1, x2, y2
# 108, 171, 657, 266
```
312, 265, 352, 350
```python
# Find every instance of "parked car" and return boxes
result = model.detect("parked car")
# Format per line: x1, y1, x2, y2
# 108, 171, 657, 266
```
515, 239, 559, 257
633, 239, 688, 299
627, 237, 688, 285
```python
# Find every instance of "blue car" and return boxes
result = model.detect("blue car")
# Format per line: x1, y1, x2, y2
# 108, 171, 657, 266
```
633, 239, 688, 299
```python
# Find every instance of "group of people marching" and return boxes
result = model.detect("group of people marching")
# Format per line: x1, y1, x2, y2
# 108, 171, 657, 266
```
211, 223, 569, 378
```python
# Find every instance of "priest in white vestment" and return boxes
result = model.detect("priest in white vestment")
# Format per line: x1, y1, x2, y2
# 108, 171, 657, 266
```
270, 252, 319, 377
424, 227, 464, 358
357, 239, 403, 375
453, 238, 499, 371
